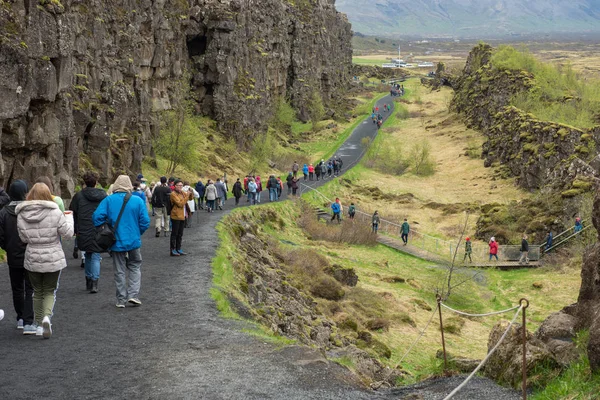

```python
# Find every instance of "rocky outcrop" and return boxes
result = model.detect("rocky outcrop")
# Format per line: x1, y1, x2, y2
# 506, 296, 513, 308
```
0, 0, 351, 196
452, 43, 600, 191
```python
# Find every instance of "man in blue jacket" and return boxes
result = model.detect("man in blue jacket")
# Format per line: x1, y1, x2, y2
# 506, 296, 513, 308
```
93, 175, 150, 308
331, 201, 341, 224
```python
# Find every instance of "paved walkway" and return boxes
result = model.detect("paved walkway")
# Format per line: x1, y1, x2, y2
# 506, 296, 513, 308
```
0, 94, 518, 399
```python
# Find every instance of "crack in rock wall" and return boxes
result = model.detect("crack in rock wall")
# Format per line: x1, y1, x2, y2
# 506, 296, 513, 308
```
0, 0, 352, 198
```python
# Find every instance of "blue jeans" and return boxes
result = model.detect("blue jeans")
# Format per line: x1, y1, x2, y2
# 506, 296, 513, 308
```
112, 248, 142, 303
489, 254, 498, 261
84, 252, 102, 280
269, 188, 278, 202
256, 192, 262, 203
249, 192, 257, 205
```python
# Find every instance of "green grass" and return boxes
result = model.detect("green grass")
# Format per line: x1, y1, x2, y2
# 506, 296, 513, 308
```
352, 57, 389, 66
491, 45, 600, 129
211, 222, 242, 319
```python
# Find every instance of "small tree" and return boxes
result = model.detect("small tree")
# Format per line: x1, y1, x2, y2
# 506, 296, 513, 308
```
410, 139, 435, 176
307, 89, 325, 133
249, 130, 277, 172
155, 72, 200, 175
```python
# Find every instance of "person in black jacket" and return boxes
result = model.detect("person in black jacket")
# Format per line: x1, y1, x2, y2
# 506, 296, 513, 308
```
519, 233, 529, 265
195, 180, 205, 210
70, 172, 108, 293
0, 180, 35, 334
151, 176, 172, 237
232, 178, 243, 206
0, 185, 10, 210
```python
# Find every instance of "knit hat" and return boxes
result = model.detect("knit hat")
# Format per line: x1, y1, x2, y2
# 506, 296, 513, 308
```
112, 175, 133, 193
465, 237, 470, 241
8, 179, 28, 201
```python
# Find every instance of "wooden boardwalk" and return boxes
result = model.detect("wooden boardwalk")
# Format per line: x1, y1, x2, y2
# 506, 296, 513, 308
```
377, 235, 541, 268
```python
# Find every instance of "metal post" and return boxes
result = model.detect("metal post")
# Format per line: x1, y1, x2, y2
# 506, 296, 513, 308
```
437, 295, 447, 372
521, 298, 529, 400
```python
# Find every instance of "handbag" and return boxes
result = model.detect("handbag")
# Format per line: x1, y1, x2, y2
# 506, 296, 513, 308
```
95, 193, 132, 252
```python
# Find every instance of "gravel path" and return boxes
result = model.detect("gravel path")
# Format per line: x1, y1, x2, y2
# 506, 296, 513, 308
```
0, 94, 518, 399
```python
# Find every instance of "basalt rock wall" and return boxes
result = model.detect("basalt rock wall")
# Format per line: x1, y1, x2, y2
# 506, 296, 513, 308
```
0, 0, 352, 197
451, 43, 600, 191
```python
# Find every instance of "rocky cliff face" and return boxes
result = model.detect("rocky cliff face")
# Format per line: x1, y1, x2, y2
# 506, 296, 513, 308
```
0, 0, 351, 197
452, 44, 600, 192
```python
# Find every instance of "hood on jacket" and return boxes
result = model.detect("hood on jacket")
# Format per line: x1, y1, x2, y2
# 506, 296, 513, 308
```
112, 175, 133, 193
9, 179, 28, 201
82, 187, 108, 202
16, 200, 59, 223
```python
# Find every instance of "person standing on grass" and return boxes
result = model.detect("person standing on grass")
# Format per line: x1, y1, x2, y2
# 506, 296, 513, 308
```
519, 234, 529, 265
303, 164, 308, 181
69, 172, 107, 294
151, 177, 171, 237
93, 175, 150, 308
232, 178, 243, 205
292, 161, 299, 178
574, 217, 583, 233
348, 203, 356, 219
17, 183, 74, 338
331, 200, 341, 224
401, 218, 410, 245
0, 180, 35, 334
372, 211, 380, 233
463, 237, 472, 263
169, 180, 193, 257
489, 237, 499, 261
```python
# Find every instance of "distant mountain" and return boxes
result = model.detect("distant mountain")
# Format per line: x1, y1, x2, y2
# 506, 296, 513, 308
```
336, 0, 600, 38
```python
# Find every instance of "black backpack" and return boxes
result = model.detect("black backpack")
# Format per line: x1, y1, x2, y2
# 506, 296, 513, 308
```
95, 193, 131, 252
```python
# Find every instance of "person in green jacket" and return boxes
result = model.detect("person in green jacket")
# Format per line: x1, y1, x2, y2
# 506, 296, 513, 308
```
401, 218, 410, 245
348, 203, 356, 219
463, 237, 472, 263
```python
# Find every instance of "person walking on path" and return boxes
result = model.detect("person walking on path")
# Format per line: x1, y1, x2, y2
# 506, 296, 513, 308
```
291, 176, 299, 196
0, 180, 35, 334
215, 178, 227, 210
17, 182, 74, 338
69, 172, 107, 293
195, 180, 205, 210
93, 175, 150, 308
331, 200, 341, 224
205, 180, 217, 212
320, 161, 327, 180
348, 203, 356, 219
255, 176, 263, 203
315, 162, 321, 181
247, 178, 257, 205
372, 211, 380, 233
182, 182, 199, 228
401, 219, 410, 245
308, 164, 315, 181
292, 161, 299, 178
519, 234, 529, 265
267, 175, 279, 202
302, 164, 308, 181
232, 178, 243, 205
151, 177, 171, 237
286, 173, 293, 195
463, 237, 472, 263
489, 237, 499, 261
545, 230, 553, 253
574, 217, 583, 233
169, 180, 193, 257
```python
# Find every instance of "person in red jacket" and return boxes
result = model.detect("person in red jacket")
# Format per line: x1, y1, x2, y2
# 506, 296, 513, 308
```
308, 164, 315, 181
489, 237, 499, 261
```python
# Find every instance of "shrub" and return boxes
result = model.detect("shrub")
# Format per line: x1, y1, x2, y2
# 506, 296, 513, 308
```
366, 317, 390, 331
409, 139, 435, 176
443, 316, 466, 334
310, 276, 345, 300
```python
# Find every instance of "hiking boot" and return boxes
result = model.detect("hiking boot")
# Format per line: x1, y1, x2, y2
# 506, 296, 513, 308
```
17, 319, 23, 330
170, 250, 180, 257
86, 276, 92, 291
116, 302, 126, 308
127, 298, 142, 306
23, 324, 37, 335
91, 280, 98, 293
42, 316, 52, 339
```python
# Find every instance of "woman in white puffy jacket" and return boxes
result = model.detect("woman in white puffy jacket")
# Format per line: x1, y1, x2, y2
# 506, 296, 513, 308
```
16, 183, 74, 338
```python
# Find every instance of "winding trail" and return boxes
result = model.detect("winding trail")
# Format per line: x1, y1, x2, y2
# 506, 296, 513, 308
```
0, 95, 518, 400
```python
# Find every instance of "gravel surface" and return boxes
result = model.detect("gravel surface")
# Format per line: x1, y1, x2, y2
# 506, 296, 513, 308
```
0, 94, 518, 399
390, 376, 521, 400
